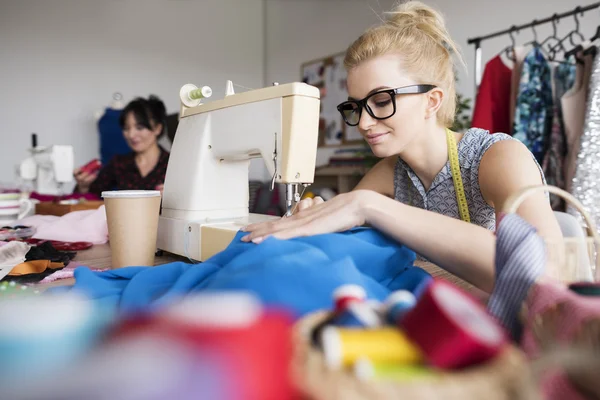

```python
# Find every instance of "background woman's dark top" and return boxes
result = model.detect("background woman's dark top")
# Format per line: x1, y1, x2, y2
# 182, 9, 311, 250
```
88, 147, 170, 197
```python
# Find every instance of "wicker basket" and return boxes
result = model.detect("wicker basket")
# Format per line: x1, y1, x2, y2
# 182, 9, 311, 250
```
503, 185, 600, 284
291, 312, 538, 400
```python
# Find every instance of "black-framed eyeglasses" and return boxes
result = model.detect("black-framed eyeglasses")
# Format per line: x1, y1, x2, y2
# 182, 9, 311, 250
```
337, 84, 437, 126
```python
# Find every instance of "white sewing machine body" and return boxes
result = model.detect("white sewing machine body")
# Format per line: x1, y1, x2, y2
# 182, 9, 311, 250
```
19, 142, 74, 196
157, 82, 320, 261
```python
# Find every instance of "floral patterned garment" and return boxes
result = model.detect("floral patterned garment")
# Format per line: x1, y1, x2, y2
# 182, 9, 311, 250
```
542, 58, 577, 210
512, 47, 554, 164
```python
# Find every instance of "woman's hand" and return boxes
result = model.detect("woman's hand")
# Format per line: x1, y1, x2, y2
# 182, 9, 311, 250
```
155, 184, 164, 195
294, 195, 324, 213
73, 168, 98, 194
241, 190, 373, 243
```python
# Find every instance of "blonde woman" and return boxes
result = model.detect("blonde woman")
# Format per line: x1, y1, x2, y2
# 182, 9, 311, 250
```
242, 1, 562, 292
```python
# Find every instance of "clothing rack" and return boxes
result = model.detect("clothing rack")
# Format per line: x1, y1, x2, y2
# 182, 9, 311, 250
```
467, 2, 600, 90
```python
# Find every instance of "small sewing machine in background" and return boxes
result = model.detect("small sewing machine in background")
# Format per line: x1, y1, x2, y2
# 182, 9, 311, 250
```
19, 133, 74, 196
157, 80, 320, 261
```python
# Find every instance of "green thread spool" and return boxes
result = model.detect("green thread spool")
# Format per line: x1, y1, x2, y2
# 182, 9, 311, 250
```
354, 357, 437, 382
189, 86, 212, 100
179, 84, 213, 108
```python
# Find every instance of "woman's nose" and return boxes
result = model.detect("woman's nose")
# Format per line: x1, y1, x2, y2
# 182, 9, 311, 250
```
358, 109, 377, 131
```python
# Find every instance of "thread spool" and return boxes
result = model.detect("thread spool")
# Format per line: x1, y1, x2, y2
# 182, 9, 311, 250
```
402, 280, 507, 369
320, 326, 423, 369
383, 290, 417, 325
189, 86, 212, 100
179, 84, 212, 108
333, 284, 366, 312
331, 301, 382, 328
353, 357, 436, 382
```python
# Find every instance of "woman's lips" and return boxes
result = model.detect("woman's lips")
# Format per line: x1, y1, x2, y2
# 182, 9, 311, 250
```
366, 133, 388, 145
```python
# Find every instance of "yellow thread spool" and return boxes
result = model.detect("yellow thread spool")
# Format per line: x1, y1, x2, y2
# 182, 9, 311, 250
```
321, 327, 423, 369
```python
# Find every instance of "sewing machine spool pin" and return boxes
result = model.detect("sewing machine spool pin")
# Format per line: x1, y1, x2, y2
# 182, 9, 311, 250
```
180, 83, 212, 108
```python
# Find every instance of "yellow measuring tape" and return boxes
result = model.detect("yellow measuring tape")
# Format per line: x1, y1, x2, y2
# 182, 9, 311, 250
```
446, 128, 471, 223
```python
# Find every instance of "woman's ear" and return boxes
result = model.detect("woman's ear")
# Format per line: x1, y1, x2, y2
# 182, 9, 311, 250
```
424, 87, 444, 119
153, 123, 163, 137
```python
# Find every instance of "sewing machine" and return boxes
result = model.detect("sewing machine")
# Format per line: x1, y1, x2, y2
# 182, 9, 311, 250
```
18, 134, 74, 196
156, 81, 320, 261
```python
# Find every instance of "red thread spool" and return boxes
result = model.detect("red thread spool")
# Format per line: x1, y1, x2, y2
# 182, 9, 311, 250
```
79, 159, 102, 175
333, 284, 366, 312
402, 279, 507, 369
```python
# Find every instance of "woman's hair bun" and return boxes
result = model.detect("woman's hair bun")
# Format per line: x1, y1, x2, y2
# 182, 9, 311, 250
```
147, 94, 167, 119
384, 1, 461, 60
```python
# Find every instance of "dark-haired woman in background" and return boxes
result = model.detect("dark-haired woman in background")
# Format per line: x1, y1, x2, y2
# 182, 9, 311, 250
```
74, 95, 170, 196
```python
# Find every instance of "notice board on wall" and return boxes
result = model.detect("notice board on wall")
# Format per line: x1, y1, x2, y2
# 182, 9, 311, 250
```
301, 52, 364, 147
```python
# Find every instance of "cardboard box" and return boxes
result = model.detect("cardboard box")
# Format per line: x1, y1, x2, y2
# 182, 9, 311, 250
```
35, 201, 104, 217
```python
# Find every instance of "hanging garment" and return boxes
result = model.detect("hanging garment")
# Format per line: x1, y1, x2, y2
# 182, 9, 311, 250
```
512, 47, 554, 163
542, 59, 577, 210
59, 228, 431, 319
471, 55, 513, 134
564, 51, 595, 193
509, 46, 529, 130
569, 52, 600, 229
97, 108, 131, 166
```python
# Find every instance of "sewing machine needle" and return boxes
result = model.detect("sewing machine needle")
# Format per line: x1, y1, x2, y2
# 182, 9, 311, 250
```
285, 184, 293, 217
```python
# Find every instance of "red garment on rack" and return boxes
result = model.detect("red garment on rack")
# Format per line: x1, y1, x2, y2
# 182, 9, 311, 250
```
471, 55, 513, 134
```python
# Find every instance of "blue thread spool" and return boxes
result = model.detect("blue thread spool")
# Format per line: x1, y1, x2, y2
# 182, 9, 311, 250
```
384, 290, 417, 325
332, 301, 382, 328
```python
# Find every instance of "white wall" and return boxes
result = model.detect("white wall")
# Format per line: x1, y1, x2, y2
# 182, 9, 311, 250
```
0, 0, 266, 185
265, 0, 599, 163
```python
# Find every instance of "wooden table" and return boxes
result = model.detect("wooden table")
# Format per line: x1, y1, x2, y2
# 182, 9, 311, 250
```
38, 244, 188, 289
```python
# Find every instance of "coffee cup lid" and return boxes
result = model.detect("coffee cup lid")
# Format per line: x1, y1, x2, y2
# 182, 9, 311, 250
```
101, 190, 161, 199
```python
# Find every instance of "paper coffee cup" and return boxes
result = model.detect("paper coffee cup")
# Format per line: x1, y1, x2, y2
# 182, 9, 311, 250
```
102, 190, 162, 269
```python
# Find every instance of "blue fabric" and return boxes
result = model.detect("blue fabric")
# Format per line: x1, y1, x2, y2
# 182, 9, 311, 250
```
97, 108, 131, 166
65, 228, 431, 319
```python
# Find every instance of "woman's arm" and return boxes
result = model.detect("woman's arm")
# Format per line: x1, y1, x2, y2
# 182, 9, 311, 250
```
478, 140, 563, 242
243, 189, 498, 292
363, 193, 496, 292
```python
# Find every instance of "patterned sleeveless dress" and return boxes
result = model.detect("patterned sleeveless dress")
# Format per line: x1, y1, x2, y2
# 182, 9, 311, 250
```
393, 128, 546, 232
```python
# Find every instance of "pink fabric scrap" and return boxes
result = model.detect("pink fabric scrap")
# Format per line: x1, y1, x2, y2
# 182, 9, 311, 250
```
36, 264, 108, 284
15, 206, 108, 245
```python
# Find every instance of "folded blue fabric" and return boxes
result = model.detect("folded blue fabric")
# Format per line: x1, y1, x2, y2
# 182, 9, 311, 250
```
67, 227, 431, 318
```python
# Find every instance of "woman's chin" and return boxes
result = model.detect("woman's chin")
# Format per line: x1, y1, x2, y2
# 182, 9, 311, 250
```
370, 145, 394, 158
129, 143, 146, 152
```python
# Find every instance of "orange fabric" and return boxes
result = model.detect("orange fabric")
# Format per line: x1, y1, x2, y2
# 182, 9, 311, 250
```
8, 260, 65, 276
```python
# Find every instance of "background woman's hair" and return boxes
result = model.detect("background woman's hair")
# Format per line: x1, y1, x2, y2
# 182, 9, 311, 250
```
344, 1, 466, 127
119, 95, 168, 137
